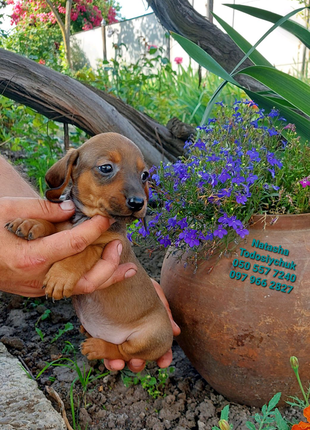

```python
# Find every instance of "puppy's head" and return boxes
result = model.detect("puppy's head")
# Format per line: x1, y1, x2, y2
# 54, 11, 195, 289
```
45, 133, 149, 220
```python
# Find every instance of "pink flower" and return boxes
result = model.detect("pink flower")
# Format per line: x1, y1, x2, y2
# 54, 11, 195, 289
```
300, 176, 310, 187
38, 59, 45, 64
174, 57, 183, 64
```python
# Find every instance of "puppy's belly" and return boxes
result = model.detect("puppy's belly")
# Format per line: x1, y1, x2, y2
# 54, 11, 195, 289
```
73, 295, 137, 344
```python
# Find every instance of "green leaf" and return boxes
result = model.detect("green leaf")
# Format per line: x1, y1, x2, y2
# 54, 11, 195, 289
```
244, 90, 310, 144
254, 413, 262, 423
230, 6, 307, 76
267, 392, 282, 411
212, 12, 272, 67
35, 327, 45, 341
238, 65, 310, 117
170, 32, 239, 86
224, 5, 310, 50
220, 404, 230, 420
273, 408, 289, 430
246, 423, 256, 430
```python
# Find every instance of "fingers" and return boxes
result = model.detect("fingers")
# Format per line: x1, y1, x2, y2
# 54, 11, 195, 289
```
73, 241, 137, 295
32, 215, 113, 264
151, 279, 181, 337
104, 358, 146, 373
126, 359, 146, 373
156, 349, 173, 368
104, 359, 126, 371
0, 197, 76, 222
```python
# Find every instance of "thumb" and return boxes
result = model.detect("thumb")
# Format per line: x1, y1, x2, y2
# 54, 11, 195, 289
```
0, 197, 76, 222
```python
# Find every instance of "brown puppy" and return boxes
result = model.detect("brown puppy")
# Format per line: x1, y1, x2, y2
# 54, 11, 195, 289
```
6, 133, 173, 362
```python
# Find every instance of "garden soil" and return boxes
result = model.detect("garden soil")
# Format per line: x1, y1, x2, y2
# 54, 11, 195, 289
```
0, 245, 304, 429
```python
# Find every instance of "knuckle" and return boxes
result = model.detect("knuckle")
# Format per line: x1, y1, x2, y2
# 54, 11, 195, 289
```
37, 199, 52, 216
83, 281, 96, 294
69, 234, 89, 253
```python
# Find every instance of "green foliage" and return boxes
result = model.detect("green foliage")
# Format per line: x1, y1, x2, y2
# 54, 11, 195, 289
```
121, 366, 174, 399
34, 309, 51, 342
212, 393, 289, 430
51, 322, 74, 343
0, 24, 62, 70
76, 44, 245, 127
36, 341, 109, 429
0, 95, 86, 195
171, 6, 310, 142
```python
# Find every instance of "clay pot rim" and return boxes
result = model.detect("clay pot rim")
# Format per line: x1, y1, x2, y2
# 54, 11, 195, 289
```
250, 212, 310, 230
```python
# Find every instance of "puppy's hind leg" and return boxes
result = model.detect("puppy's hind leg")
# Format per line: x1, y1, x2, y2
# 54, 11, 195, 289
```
81, 337, 127, 361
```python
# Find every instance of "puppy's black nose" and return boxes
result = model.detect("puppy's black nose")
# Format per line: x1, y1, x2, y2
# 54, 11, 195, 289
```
127, 197, 144, 212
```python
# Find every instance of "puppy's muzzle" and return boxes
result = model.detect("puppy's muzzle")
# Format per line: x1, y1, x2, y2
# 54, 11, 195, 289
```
126, 197, 145, 212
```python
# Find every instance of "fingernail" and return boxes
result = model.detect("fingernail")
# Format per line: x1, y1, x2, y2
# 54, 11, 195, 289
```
125, 268, 137, 279
173, 321, 180, 330
60, 200, 75, 211
117, 243, 123, 256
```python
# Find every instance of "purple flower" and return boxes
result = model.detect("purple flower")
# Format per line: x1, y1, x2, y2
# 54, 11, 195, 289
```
199, 231, 213, 241
207, 154, 221, 162
165, 201, 172, 212
236, 193, 248, 204
267, 168, 275, 178
217, 188, 232, 198
138, 226, 149, 237
232, 175, 245, 185
268, 108, 279, 118
194, 139, 206, 151
218, 170, 231, 183
267, 152, 282, 169
246, 148, 261, 162
268, 127, 278, 137
167, 216, 178, 228
148, 213, 161, 228
159, 235, 172, 247
213, 225, 228, 239
179, 229, 200, 247
236, 227, 249, 238
152, 173, 160, 185
246, 173, 258, 185
177, 217, 188, 229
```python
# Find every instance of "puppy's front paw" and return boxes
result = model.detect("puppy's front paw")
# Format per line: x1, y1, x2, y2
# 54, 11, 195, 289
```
5, 218, 53, 240
43, 265, 77, 300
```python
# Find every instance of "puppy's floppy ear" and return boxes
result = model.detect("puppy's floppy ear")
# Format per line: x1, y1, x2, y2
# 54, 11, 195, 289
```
45, 149, 79, 202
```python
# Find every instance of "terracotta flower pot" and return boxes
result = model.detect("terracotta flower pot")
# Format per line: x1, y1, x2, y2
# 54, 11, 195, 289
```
161, 213, 310, 407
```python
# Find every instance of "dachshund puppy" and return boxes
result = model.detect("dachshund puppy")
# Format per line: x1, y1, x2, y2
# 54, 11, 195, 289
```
6, 133, 173, 362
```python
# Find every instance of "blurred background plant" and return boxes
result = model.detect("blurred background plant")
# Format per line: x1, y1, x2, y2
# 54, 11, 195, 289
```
0, 0, 122, 70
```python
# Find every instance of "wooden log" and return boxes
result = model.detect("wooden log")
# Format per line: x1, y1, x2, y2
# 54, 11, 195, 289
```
0, 49, 187, 166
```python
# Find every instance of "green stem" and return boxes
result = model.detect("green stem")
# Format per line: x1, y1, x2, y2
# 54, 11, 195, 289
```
293, 368, 309, 406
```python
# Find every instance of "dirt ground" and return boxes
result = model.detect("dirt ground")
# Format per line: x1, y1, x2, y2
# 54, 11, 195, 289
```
0, 245, 305, 429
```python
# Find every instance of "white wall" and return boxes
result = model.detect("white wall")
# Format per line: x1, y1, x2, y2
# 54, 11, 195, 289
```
71, 1, 307, 75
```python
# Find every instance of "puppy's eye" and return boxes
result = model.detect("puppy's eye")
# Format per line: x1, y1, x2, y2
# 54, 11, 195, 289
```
141, 171, 149, 183
98, 164, 113, 175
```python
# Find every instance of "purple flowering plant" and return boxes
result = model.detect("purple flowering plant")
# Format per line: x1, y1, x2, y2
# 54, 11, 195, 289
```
130, 101, 310, 258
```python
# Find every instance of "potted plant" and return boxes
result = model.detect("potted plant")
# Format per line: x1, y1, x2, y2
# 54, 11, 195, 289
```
131, 100, 310, 407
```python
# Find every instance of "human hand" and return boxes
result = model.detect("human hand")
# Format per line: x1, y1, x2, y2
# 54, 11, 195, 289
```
0, 197, 137, 297
104, 279, 181, 372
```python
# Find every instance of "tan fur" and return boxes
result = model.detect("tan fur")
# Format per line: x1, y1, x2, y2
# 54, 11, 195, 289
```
6, 133, 173, 363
